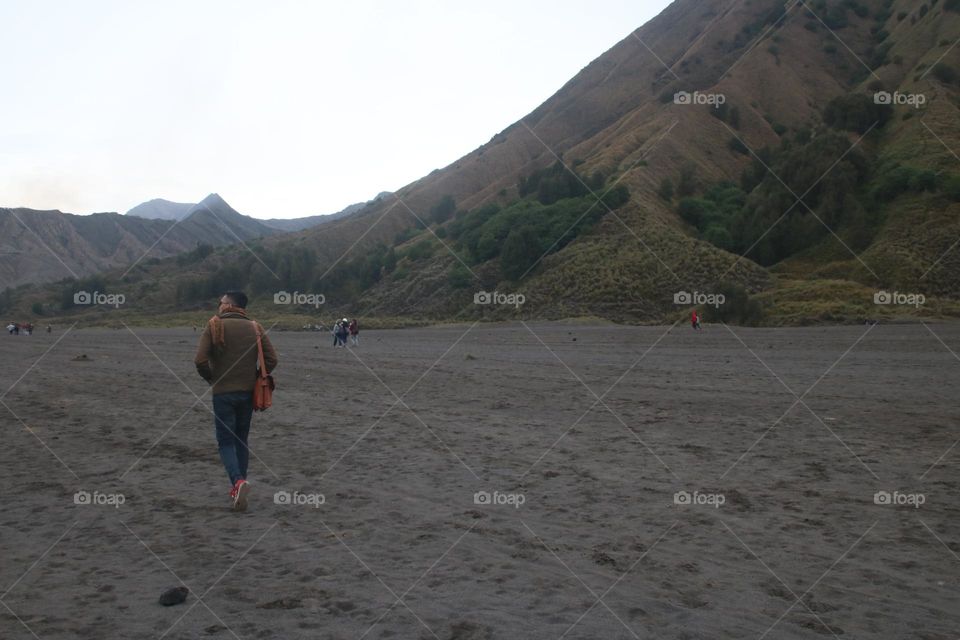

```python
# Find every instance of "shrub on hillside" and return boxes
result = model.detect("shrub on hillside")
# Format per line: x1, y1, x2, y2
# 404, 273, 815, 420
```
0, 288, 12, 314
430, 195, 456, 223
175, 278, 211, 305
403, 238, 435, 261
60, 275, 108, 309
678, 198, 714, 227
710, 103, 741, 128
500, 226, 543, 280
448, 263, 472, 289
383, 248, 398, 273
822, 94, 892, 133
176, 243, 214, 266
518, 161, 591, 205
601, 185, 630, 210
457, 188, 626, 270
932, 63, 959, 85
870, 165, 938, 201
658, 178, 674, 201
702, 283, 765, 326
677, 183, 746, 251
824, 5, 849, 28
678, 162, 698, 196
683, 133, 871, 265
703, 224, 735, 251
942, 175, 960, 201
728, 136, 750, 155
394, 227, 418, 245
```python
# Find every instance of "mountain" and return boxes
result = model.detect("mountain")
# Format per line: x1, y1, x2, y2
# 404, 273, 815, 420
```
0, 194, 278, 288
125, 198, 194, 221
260, 192, 393, 232
178, 193, 279, 243
259, 214, 331, 233
11, 0, 960, 324
123, 192, 390, 233
267, 0, 957, 324
1, 189, 383, 289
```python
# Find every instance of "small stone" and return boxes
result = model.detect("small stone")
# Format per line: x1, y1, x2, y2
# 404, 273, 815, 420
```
159, 586, 189, 606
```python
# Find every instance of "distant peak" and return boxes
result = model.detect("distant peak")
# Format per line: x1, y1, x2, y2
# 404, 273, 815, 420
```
199, 193, 227, 206
125, 198, 195, 219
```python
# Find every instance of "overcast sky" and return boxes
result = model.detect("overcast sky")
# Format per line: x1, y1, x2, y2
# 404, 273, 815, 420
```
0, 1, 671, 219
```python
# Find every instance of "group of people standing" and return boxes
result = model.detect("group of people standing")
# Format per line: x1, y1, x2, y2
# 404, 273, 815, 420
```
333, 318, 359, 347
5, 322, 49, 335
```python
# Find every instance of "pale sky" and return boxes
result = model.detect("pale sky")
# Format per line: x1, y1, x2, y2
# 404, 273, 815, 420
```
0, 1, 670, 219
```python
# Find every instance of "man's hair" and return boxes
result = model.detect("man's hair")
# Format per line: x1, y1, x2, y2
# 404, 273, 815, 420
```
222, 290, 248, 309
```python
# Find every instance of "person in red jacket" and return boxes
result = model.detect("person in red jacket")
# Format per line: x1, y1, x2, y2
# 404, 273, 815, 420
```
691, 309, 701, 331
348, 318, 359, 346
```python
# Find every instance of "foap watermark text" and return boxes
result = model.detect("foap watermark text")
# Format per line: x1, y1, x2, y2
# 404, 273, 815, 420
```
74, 490, 126, 508
874, 490, 925, 508
874, 91, 925, 109
874, 290, 924, 308
274, 490, 326, 508
474, 490, 525, 509
674, 490, 725, 508
74, 290, 125, 308
474, 290, 525, 308
674, 290, 725, 308
274, 291, 325, 308
674, 90, 726, 107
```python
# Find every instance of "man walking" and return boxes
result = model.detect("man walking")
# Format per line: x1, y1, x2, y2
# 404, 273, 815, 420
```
195, 291, 278, 511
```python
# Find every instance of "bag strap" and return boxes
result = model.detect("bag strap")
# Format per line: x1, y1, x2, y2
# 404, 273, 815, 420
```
255, 323, 268, 380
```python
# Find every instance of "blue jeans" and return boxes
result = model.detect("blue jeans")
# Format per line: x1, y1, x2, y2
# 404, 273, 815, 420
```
212, 391, 253, 485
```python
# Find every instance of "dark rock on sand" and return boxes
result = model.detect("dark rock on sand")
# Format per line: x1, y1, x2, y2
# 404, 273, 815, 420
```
158, 586, 189, 606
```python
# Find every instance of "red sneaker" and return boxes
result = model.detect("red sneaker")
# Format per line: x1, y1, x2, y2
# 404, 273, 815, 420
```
232, 479, 250, 512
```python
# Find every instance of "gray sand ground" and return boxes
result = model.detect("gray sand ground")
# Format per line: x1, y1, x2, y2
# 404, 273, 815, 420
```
1, 322, 958, 639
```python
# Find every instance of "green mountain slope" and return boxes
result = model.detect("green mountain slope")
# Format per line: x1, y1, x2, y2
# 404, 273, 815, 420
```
7, 0, 960, 325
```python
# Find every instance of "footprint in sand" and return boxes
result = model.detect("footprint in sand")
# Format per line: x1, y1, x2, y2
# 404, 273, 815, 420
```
257, 597, 303, 609
448, 621, 494, 639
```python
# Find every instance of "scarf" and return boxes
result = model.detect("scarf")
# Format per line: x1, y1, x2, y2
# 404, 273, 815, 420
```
207, 305, 248, 347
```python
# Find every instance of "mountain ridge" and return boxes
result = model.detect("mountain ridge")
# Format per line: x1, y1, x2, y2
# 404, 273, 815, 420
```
125, 198, 193, 221
0, 194, 277, 288
6, 0, 960, 325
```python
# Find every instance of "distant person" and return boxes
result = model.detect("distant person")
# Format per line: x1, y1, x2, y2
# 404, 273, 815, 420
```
194, 290, 278, 512
5, 323, 14, 335
348, 318, 359, 346
691, 309, 701, 331
46, 325, 52, 334
332, 320, 344, 347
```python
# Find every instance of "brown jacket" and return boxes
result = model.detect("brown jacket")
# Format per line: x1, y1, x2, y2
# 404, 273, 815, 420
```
194, 313, 278, 395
